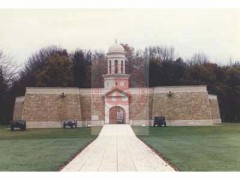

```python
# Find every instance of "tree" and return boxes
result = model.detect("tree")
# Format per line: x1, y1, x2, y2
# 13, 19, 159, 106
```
71, 50, 92, 88
36, 54, 73, 87
121, 43, 148, 87
219, 65, 240, 122
185, 63, 217, 85
0, 65, 7, 95
121, 43, 134, 61
14, 46, 68, 96
144, 45, 175, 62
148, 58, 187, 87
90, 52, 106, 88
0, 66, 7, 123
0, 50, 18, 124
187, 52, 209, 65
2, 44, 240, 124
149, 59, 161, 87
0, 51, 18, 86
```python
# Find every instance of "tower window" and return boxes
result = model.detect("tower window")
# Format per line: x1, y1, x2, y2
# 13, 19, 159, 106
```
109, 60, 111, 74
121, 60, 123, 74
114, 60, 118, 73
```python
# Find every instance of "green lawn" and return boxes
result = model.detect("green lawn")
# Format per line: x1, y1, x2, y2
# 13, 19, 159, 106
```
132, 125, 240, 171
0, 126, 102, 171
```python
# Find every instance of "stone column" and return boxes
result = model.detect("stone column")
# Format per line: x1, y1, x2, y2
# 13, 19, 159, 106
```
118, 59, 121, 74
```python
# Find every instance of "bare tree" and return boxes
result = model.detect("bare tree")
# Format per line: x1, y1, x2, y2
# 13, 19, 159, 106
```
0, 50, 19, 87
187, 52, 209, 65
143, 45, 175, 61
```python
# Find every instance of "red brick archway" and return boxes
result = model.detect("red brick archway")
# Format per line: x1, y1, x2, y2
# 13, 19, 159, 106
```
109, 106, 125, 124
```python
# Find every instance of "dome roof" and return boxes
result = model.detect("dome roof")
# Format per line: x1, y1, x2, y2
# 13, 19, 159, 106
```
108, 43, 125, 54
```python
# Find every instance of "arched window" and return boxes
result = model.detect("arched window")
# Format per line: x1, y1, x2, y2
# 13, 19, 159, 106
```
109, 60, 111, 74
114, 60, 118, 73
121, 60, 123, 74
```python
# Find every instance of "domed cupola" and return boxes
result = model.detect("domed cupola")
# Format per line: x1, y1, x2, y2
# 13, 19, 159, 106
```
106, 42, 126, 75
108, 43, 125, 54
103, 41, 130, 89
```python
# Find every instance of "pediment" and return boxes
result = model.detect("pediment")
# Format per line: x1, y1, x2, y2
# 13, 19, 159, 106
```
103, 87, 131, 98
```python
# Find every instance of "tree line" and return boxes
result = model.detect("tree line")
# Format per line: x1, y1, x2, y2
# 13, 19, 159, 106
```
0, 45, 239, 124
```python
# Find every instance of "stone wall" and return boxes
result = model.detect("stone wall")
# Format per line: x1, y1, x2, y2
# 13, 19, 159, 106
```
13, 96, 25, 120
151, 86, 213, 125
209, 95, 222, 124
129, 88, 151, 123
79, 89, 105, 126
80, 95, 105, 126
80, 95, 92, 121
14, 85, 222, 128
22, 88, 82, 128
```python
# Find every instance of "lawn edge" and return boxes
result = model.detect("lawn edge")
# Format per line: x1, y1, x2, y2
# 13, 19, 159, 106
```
137, 137, 180, 171
58, 137, 96, 171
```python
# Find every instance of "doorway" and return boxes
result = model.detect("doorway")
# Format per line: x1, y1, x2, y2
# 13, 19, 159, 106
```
109, 106, 125, 124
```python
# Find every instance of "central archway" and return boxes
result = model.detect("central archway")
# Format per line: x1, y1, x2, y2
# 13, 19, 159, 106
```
109, 106, 125, 124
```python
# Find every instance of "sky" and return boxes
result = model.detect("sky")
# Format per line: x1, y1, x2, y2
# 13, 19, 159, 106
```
0, 9, 240, 66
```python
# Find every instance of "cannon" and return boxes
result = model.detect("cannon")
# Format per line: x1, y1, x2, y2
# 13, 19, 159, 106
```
63, 120, 77, 129
153, 116, 166, 127
10, 120, 26, 131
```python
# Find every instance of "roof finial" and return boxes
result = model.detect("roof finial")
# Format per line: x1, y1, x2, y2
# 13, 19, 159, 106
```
115, 39, 118, 44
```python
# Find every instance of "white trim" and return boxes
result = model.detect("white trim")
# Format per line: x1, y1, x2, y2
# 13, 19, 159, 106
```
26, 120, 104, 128
15, 96, 25, 102
130, 120, 153, 126
26, 121, 63, 128
153, 86, 207, 93
212, 119, 222, 124
130, 119, 214, 126
166, 119, 213, 126
208, 95, 218, 99
26, 87, 79, 94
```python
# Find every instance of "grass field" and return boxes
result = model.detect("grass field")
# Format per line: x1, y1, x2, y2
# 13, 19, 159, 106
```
0, 126, 102, 171
132, 125, 240, 171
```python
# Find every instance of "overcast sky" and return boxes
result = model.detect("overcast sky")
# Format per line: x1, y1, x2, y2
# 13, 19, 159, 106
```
0, 9, 240, 65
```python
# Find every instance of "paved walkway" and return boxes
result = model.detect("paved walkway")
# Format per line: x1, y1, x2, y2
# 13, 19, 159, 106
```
61, 125, 175, 172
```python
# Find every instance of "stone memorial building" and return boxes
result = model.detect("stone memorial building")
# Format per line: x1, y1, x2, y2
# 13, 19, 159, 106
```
13, 43, 222, 128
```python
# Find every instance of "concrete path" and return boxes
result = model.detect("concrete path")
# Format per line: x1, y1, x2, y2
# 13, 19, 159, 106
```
61, 125, 175, 172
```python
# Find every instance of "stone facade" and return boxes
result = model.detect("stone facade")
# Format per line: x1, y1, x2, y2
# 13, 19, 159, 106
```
13, 85, 222, 128
12, 43, 222, 128
151, 86, 213, 125
21, 88, 82, 128
13, 96, 25, 120
209, 95, 222, 124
